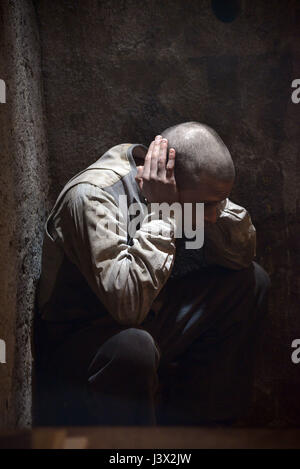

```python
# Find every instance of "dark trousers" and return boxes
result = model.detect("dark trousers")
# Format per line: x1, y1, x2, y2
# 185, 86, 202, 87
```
35, 261, 270, 426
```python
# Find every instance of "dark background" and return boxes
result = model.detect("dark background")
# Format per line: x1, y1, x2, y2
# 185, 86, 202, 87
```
0, 0, 299, 428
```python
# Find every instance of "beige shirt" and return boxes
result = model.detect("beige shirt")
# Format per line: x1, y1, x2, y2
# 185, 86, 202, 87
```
51, 183, 178, 325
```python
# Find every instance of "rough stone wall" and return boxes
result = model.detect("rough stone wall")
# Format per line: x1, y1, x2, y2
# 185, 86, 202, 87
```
0, 0, 49, 429
0, 0, 299, 430
34, 0, 300, 425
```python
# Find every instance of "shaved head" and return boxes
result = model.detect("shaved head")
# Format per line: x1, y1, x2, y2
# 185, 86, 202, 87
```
161, 121, 235, 190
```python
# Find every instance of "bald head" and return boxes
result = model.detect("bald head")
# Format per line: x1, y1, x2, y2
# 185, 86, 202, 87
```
161, 121, 235, 190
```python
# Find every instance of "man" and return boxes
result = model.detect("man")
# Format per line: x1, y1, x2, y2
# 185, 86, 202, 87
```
35, 121, 270, 426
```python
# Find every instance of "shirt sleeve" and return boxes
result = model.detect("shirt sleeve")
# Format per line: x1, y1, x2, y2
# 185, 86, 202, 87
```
204, 198, 256, 270
50, 183, 177, 326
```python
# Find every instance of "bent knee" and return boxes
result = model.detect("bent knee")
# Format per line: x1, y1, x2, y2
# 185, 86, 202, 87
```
109, 328, 160, 371
253, 261, 271, 292
234, 261, 270, 291
230, 262, 271, 312
87, 328, 159, 380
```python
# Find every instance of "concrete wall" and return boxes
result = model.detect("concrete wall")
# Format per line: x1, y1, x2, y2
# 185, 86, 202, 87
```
0, 0, 49, 429
0, 0, 299, 428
